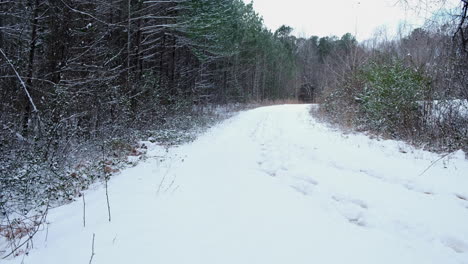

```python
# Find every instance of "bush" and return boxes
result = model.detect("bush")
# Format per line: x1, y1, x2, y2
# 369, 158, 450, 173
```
320, 70, 364, 128
357, 61, 429, 136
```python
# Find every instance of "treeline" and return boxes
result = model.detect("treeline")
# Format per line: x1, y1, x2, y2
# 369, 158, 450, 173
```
1, 0, 298, 139
295, 33, 358, 101
0, 0, 298, 217
300, 9, 468, 152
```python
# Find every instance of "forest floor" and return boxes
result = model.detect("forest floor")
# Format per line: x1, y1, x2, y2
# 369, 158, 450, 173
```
2, 104, 468, 264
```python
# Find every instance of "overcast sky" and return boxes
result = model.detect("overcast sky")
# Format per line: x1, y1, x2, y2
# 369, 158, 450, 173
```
242, 0, 459, 41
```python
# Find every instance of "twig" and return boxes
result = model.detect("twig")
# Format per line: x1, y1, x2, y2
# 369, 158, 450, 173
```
0, 48, 38, 113
0, 202, 17, 249
157, 173, 167, 195
164, 175, 177, 193
1, 207, 48, 259
82, 194, 86, 227
418, 151, 454, 176
89, 233, 95, 264
44, 223, 49, 243
59, 0, 123, 28
157, 160, 173, 195
101, 144, 111, 222
171, 185, 180, 194
105, 179, 111, 222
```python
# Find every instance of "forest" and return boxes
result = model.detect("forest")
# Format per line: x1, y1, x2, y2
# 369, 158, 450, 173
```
1, 0, 300, 217
1, 0, 467, 255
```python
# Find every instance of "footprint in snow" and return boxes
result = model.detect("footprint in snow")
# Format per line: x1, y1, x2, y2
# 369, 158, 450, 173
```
455, 194, 468, 201
266, 170, 277, 177
332, 195, 369, 227
347, 215, 367, 227
440, 236, 468, 253
301, 177, 318, 186
290, 184, 311, 195
259, 168, 277, 177
332, 195, 368, 209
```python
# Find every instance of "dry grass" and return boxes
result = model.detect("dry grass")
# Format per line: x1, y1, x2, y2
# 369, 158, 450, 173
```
0, 217, 40, 241
311, 105, 357, 134
255, 98, 303, 106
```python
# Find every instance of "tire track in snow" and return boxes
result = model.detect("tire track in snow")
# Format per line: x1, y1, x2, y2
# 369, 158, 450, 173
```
6, 104, 468, 264
245, 105, 468, 258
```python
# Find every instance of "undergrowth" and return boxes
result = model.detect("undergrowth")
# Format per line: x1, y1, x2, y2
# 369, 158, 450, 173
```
0, 103, 244, 258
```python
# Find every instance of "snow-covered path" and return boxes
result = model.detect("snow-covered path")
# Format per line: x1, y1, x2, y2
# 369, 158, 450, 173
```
5, 104, 468, 264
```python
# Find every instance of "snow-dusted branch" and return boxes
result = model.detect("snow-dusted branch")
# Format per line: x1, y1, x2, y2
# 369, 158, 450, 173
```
0, 48, 38, 113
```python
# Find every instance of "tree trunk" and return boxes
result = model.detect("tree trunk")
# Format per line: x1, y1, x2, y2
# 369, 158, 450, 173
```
23, 0, 40, 135
0, 0, 4, 49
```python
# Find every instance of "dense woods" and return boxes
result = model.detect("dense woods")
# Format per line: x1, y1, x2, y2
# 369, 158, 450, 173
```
0, 0, 299, 219
1, 0, 467, 255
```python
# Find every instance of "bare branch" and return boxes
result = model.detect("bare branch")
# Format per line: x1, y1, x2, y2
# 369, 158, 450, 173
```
0, 48, 38, 113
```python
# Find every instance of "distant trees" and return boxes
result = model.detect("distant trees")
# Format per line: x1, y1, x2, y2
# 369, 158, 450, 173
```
396, 0, 468, 100
294, 33, 360, 103
317, 22, 467, 152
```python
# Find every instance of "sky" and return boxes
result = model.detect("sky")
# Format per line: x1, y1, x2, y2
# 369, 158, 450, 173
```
242, 0, 460, 41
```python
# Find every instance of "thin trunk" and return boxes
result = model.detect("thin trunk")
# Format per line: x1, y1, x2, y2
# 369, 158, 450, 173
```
261, 53, 266, 100
23, 0, 40, 135
223, 65, 227, 103
127, 0, 131, 90
170, 36, 176, 96
135, 0, 143, 79
159, 33, 166, 93
0, 0, 4, 48
110, 0, 114, 23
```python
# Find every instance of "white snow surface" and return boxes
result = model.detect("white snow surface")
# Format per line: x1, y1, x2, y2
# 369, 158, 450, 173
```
3, 104, 468, 264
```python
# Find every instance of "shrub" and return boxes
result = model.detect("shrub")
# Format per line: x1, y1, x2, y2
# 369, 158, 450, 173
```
357, 61, 429, 136
320, 70, 364, 128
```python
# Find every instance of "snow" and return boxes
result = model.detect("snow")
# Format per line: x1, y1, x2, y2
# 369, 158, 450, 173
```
2, 104, 468, 264
421, 99, 468, 120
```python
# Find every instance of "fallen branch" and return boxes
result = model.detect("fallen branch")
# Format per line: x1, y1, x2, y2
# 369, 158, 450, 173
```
418, 151, 455, 176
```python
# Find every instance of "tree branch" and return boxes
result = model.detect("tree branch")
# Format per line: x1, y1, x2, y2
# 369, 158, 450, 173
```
0, 48, 38, 113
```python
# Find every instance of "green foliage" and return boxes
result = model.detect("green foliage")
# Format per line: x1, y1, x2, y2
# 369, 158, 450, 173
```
339, 33, 357, 53
179, 0, 298, 101
316, 33, 356, 62
358, 61, 429, 134
318, 36, 337, 62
